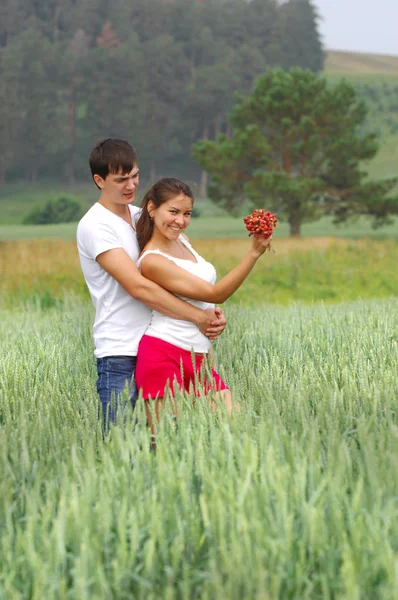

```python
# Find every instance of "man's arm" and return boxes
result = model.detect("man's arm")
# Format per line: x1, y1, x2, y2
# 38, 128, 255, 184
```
96, 248, 224, 336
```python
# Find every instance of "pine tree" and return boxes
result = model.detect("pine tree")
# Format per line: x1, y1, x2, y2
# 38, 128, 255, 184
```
269, 0, 324, 72
193, 68, 398, 235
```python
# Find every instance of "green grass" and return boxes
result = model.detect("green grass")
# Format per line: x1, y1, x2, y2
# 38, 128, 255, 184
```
0, 182, 227, 226
367, 134, 398, 180
0, 222, 81, 240
1, 215, 397, 242
217, 240, 398, 305
0, 298, 397, 598
0, 182, 99, 225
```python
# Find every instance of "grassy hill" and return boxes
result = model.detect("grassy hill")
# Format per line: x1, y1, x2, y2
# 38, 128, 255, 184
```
325, 50, 398, 75
325, 50, 398, 183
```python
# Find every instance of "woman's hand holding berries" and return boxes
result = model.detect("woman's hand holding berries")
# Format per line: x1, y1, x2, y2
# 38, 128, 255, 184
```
243, 209, 277, 255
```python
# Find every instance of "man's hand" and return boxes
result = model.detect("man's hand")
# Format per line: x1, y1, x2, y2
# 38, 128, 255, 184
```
205, 307, 227, 340
196, 307, 218, 336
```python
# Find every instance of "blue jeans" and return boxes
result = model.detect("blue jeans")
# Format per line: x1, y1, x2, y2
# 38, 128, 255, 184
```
96, 356, 138, 430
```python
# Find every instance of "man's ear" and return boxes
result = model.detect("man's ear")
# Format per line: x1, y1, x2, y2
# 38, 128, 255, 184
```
93, 174, 104, 189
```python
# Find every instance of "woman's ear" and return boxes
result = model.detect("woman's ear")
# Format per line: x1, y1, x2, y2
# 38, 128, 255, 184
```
147, 200, 155, 219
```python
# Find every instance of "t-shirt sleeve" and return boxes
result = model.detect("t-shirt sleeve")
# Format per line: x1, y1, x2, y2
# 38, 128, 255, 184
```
77, 221, 123, 260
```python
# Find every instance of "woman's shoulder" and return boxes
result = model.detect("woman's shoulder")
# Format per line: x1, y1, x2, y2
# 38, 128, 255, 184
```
179, 233, 195, 250
138, 246, 173, 267
179, 234, 204, 261
138, 245, 159, 260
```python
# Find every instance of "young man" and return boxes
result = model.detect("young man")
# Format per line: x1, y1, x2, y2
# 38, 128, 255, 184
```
77, 138, 226, 428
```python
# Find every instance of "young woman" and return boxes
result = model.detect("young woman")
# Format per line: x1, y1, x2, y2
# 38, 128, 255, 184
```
135, 178, 271, 426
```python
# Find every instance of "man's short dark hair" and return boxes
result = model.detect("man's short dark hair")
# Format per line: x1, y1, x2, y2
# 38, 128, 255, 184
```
89, 138, 138, 182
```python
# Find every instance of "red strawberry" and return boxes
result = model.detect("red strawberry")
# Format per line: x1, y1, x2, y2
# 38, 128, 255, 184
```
243, 209, 277, 239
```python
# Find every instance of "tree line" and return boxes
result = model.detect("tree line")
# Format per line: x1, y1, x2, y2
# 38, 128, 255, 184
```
0, 0, 324, 187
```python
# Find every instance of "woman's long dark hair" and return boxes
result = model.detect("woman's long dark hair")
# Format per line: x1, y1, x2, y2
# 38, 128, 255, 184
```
136, 178, 194, 251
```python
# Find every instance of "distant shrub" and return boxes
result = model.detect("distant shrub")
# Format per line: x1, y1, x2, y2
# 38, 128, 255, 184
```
23, 196, 83, 225
191, 206, 200, 218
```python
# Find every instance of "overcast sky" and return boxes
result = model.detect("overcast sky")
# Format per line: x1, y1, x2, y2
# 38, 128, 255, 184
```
313, 0, 398, 56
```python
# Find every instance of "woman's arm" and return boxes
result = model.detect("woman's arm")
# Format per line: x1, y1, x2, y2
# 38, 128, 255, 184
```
96, 248, 219, 335
141, 236, 272, 304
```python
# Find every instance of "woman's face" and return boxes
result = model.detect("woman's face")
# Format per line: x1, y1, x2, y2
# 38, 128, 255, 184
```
150, 194, 193, 241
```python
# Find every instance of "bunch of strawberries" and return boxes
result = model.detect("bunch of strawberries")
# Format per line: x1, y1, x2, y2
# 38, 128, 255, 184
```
243, 209, 278, 239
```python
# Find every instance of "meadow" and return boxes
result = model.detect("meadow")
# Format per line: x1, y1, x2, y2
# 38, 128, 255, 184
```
2, 214, 398, 242
1, 234, 398, 309
325, 50, 398, 75
0, 223, 397, 598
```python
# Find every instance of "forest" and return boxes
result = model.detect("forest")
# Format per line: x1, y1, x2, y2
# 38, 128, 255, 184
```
0, 0, 324, 186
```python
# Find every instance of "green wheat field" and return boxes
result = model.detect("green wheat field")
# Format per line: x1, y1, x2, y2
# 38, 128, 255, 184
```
1, 270, 398, 597
0, 200, 398, 599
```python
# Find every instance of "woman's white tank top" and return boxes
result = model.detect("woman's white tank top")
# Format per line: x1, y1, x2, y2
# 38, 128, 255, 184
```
136, 237, 216, 353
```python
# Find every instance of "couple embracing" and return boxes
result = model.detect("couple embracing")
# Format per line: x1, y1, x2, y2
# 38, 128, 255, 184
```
77, 138, 271, 434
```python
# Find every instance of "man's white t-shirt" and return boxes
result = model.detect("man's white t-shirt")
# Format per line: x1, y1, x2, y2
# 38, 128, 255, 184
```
77, 203, 151, 358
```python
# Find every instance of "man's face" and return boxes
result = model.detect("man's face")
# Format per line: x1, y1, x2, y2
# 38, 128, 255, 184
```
94, 165, 140, 205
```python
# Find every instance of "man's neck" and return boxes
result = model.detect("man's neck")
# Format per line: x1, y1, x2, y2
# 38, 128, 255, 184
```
99, 196, 131, 222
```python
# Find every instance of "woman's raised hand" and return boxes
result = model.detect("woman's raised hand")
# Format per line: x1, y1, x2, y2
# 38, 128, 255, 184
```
243, 209, 277, 258
250, 234, 273, 258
